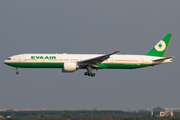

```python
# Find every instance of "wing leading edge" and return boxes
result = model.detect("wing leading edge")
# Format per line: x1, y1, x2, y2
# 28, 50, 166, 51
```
78, 51, 120, 67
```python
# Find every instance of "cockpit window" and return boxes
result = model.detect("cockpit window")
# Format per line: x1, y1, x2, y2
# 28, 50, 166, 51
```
7, 58, 11, 60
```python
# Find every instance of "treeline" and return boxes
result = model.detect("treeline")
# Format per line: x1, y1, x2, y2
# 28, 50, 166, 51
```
1, 110, 180, 120
0, 110, 165, 117
0, 110, 136, 117
4, 115, 180, 120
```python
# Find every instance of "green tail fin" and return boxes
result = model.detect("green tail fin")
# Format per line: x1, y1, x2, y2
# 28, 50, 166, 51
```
146, 34, 173, 57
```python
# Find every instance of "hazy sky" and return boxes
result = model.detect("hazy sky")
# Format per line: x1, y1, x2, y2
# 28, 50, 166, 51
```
0, 0, 180, 111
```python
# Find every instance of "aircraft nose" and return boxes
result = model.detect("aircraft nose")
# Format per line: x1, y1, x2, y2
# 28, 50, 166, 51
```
4, 60, 8, 64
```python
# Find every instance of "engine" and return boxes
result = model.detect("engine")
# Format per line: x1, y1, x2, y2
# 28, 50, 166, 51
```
62, 62, 79, 73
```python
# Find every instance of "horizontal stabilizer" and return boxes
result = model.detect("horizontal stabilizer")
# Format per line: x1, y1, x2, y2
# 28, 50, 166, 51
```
153, 57, 174, 62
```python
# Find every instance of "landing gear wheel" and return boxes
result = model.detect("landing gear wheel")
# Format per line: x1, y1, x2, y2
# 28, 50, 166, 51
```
16, 71, 19, 75
84, 72, 89, 76
88, 72, 92, 76
91, 73, 95, 77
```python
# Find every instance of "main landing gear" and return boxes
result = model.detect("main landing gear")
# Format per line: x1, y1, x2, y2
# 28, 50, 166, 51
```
84, 66, 96, 77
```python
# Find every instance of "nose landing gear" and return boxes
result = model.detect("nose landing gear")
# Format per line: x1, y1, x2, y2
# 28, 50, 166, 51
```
14, 67, 19, 75
16, 71, 19, 75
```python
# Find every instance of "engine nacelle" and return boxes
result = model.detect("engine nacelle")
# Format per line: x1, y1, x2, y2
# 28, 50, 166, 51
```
62, 62, 79, 73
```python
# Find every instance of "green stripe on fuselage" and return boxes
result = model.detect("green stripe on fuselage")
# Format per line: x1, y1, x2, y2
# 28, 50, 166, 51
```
5, 62, 153, 69
99, 63, 153, 69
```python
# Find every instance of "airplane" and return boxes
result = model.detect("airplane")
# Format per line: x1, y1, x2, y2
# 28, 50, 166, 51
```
4, 34, 174, 77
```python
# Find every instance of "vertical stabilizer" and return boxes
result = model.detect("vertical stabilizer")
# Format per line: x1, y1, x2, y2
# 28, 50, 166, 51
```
146, 34, 173, 57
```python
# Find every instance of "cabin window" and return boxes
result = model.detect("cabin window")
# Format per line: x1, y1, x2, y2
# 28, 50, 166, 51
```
7, 58, 11, 60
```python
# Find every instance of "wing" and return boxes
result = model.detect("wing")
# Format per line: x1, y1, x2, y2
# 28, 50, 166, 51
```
78, 51, 120, 68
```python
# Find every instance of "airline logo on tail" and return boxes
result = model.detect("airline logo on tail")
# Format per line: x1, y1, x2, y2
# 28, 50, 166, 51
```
155, 40, 166, 52
146, 34, 173, 57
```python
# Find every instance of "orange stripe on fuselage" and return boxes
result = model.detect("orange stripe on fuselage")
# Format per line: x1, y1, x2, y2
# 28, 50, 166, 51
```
4, 61, 159, 65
